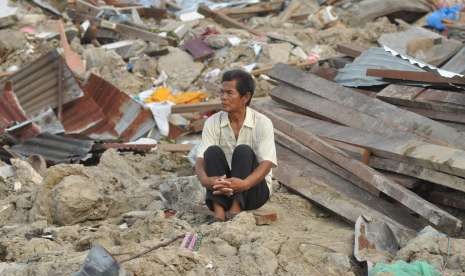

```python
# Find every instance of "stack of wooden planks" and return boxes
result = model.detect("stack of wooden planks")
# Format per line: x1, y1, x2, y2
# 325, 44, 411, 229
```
253, 63, 465, 245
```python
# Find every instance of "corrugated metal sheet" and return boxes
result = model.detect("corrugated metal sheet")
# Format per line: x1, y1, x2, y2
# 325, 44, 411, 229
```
9, 132, 94, 164
61, 94, 105, 134
0, 82, 40, 140
2, 49, 84, 116
334, 47, 425, 87
81, 74, 155, 141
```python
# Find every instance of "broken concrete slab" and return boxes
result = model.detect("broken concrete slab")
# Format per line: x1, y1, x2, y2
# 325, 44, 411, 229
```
157, 47, 204, 90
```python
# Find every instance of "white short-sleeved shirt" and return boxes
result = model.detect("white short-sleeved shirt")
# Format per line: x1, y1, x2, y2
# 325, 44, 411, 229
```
196, 107, 278, 193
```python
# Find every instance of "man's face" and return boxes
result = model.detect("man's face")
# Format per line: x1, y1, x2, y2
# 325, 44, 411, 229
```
220, 80, 250, 112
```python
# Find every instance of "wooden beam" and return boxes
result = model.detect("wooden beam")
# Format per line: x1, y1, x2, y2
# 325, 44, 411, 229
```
366, 69, 465, 85
156, 143, 193, 152
254, 100, 462, 233
267, 63, 465, 150
275, 144, 421, 245
197, 4, 263, 36
262, 101, 465, 183
336, 44, 367, 58
427, 191, 465, 211
377, 84, 465, 114
171, 101, 222, 114
270, 84, 419, 141
278, 0, 301, 22
275, 130, 380, 196
219, 1, 284, 18
369, 156, 465, 193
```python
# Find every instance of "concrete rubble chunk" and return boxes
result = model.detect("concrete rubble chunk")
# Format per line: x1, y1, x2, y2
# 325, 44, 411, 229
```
158, 46, 204, 90
51, 175, 109, 226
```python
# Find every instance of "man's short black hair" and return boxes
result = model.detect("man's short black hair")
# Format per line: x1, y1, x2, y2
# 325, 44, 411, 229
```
222, 69, 255, 105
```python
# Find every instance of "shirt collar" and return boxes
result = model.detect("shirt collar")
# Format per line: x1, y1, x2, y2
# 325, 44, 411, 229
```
220, 107, 255, 128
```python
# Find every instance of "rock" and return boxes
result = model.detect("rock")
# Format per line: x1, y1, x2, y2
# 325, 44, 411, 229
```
266, 43, 292, 64
10, 159, 43, 191
123, 39, 147, 59
158, 47, 204, 90
212, 238, 237, 257
323, 252, 352, 272
0, 29, 26, 55
133, 55, 158, 77
238, 243, 278, 275
83, 48, 126, 70
51, 175, 109, 225
205, 35, 229, 49
159, 176, 204, 211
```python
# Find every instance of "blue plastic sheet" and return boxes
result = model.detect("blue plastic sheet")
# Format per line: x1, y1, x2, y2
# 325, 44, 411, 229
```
370, 260, 441, 276
427, 5, 462, 31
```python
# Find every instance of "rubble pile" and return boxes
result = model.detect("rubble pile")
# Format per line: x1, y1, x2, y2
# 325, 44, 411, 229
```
1, 0, 465, 275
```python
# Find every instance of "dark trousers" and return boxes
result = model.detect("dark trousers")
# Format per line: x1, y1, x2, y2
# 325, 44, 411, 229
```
204, 145, 270, 211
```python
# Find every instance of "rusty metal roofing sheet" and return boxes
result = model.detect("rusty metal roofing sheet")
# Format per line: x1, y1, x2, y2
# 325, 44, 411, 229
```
61, 94, 105, 134
81, 74, 155, 142
0, 82, 40, 141
334, 47, 425, 87
3, 49, 84, 116
9, 132, 94, 164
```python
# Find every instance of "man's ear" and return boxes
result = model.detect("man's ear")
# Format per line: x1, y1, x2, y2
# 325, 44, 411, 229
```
242, 92, 252, 105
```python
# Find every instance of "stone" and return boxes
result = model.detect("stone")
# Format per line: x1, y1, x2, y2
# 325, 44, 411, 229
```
158, 47, 204, 90
132, 55, 158, 77
50, 175, 109, 225
159, 176, 205, 211
83, 48, 126, 70
10, 159, 43, 190
266, 43, 292, 64
205, 35, 229, 49
212, 238, 237, 257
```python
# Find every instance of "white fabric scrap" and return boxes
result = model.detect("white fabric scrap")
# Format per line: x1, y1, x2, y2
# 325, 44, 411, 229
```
147, 102, 173, 136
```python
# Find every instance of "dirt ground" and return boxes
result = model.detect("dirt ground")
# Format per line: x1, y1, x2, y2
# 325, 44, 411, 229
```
0, 149, 360, 276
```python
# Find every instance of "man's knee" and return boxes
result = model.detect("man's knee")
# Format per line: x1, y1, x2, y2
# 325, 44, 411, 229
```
233, 144, 254, 158
204, 145, 224, 159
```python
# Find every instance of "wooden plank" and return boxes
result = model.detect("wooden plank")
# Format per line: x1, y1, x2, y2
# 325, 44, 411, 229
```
377, 85, 465, 114
259, 101, 465, 183
381, 171, 421, 189
271, 84, 419, 141
171, 101, 222, 114
278, 0, 301, 22
441, 46, 465, 74
427, 191, 465, 211
267, 63, 465, 150
336, 44, 367, 58
253, 101, 462, 233
369, 157, 465, 193
366, 69, 465, 85
219, 1, 283, 18
197, 4, 263, 36
403, 107, 465, 124
156, 143, 193, 152
275, 130, 380, 196
254, 102, 462, 233
275, 144, 421, 245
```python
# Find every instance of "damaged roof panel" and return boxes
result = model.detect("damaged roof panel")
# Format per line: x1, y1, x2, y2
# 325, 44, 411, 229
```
82, 74, 155, 141
61, 95, 105, 134
9, 132, 94, 164
0, 82, 40, 141
334, 47, 425, 87
3, 49, 84, 116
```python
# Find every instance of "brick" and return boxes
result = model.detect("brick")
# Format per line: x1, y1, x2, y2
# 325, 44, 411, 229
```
253, 210, 277, 225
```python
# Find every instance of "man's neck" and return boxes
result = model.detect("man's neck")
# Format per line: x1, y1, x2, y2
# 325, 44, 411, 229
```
228, 107, 247, 124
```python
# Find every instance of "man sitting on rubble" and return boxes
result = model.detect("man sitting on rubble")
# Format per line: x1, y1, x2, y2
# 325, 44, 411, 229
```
195, 69, 277, 222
